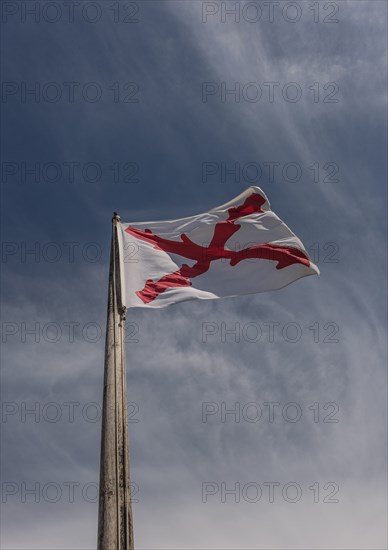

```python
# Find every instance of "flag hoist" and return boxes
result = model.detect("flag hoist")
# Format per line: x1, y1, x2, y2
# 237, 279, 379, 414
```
97, 187, 319, 549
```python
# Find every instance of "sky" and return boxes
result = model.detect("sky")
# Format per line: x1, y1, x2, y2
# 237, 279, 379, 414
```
1, 1, 387, 549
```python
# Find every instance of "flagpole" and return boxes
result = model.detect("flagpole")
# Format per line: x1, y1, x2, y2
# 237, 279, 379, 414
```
98, 213, 134, 550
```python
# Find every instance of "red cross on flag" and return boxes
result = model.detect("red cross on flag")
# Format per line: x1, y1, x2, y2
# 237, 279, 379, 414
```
117, 187, 319, 309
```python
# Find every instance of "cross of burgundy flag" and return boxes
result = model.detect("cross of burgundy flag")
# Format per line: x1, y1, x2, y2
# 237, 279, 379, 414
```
117, 186, 319, 309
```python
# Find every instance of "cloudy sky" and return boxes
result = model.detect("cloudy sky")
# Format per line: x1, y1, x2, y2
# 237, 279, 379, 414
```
1, 1, 387, 548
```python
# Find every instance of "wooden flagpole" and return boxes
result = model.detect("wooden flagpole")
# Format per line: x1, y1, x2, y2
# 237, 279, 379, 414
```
97, 213, 134, 550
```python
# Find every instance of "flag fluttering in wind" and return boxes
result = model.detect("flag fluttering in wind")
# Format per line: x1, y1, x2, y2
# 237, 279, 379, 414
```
98, 186, 320, 550
117, 186, 319, 309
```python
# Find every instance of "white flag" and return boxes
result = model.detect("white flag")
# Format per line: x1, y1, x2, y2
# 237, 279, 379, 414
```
118, 186, 319, 309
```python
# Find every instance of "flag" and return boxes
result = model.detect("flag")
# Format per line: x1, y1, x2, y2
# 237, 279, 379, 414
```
117, 186, 319, 309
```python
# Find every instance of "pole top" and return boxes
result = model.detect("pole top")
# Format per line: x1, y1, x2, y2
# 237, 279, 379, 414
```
112, 212, 121, 222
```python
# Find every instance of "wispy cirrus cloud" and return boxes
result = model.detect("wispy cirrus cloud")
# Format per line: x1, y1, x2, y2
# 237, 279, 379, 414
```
1, 1, 386, 549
